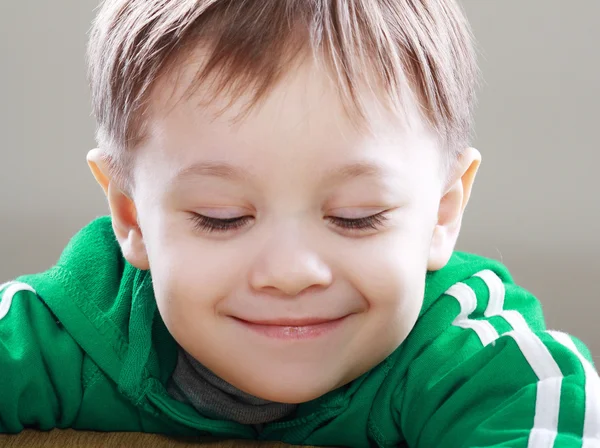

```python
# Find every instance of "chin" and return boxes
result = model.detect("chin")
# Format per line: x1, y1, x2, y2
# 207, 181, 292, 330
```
247, 384, 331, 405
229, 370, 350, 404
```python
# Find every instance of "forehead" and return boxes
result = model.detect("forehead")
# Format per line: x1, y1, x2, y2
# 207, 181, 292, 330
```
139, 50, 441, 182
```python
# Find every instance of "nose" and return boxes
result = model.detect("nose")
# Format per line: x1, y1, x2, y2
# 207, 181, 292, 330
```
249, 231, 333, 297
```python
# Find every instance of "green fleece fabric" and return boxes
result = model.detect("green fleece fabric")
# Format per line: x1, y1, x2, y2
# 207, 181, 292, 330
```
0, 217, 597, 447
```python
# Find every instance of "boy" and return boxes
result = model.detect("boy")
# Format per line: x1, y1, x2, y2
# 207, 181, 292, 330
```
0, 0, 598, 447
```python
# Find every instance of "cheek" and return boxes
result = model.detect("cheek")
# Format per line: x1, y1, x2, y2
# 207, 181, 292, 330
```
357, 244, 428, 315
142, 218, 246, 325
339, 220, 432, 336
348, 223, 431, 294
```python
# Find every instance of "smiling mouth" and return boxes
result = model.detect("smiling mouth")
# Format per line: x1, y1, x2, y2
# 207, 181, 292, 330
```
231, 315, 350, 340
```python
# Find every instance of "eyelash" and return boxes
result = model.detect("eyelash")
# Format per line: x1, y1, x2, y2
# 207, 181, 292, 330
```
189, 214, 253, 233
189, 212, 388, 233
327, 213, 388, 231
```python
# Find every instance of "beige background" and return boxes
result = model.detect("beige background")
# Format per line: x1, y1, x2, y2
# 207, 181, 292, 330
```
0, 0, 598, 364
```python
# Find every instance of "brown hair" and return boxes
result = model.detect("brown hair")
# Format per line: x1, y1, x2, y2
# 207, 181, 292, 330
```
87, 0, 478, 189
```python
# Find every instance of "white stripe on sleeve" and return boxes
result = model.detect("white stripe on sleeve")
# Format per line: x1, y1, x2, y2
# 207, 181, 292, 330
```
505, 330, 562, 448
501, 309, 534, 334
465, 271, 565, 448
548, 331, 600, 448
474, 269, 506, 317
445, 282, 498, 346
0, 281, 37, 320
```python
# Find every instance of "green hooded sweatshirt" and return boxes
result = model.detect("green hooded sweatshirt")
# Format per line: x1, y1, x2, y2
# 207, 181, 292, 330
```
0, 217, 598, 447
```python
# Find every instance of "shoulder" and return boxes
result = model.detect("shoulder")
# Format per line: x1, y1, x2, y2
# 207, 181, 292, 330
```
0, 281, 50, 329
16, 216, 129, 313
10, 216, 141, 364
387, 254, 599, 446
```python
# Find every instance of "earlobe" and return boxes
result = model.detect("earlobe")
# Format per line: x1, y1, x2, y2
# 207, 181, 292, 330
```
106, 182, 150, 271
428, 147, 482, 271
86, 148, 150, 271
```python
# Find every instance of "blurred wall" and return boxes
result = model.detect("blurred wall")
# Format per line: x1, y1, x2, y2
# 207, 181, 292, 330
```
0, 1, 598, 362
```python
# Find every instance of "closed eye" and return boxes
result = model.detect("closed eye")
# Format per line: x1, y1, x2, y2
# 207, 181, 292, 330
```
189, 213, 253, 233
326, 212, 388, 231
188, 211, 389, 234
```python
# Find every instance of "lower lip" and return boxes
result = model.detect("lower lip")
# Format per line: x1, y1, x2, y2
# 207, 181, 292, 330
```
234, 316, 348, 340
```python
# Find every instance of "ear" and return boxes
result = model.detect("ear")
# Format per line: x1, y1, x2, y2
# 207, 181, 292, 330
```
427, 147, 481, 271
86, 149, 150, 270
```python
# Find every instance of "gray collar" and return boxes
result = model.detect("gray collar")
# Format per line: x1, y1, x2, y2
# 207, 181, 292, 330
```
167, 348, 297, 425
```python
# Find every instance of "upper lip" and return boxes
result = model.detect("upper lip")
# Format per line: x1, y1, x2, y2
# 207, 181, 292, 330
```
233, 316, 347, 327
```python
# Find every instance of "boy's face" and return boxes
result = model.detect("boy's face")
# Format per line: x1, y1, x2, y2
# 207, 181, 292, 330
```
96, 55, 477, 403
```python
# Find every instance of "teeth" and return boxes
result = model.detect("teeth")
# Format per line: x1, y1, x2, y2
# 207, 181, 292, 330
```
283, 326, 308, 336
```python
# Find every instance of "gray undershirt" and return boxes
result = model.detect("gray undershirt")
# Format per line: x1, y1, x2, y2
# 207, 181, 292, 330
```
167, 348, 297, 425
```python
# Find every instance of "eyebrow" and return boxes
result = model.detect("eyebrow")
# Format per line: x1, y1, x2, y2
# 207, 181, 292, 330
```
326, 161, 389, 183
173, 161, 253, 183
171, 160, 390, 185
